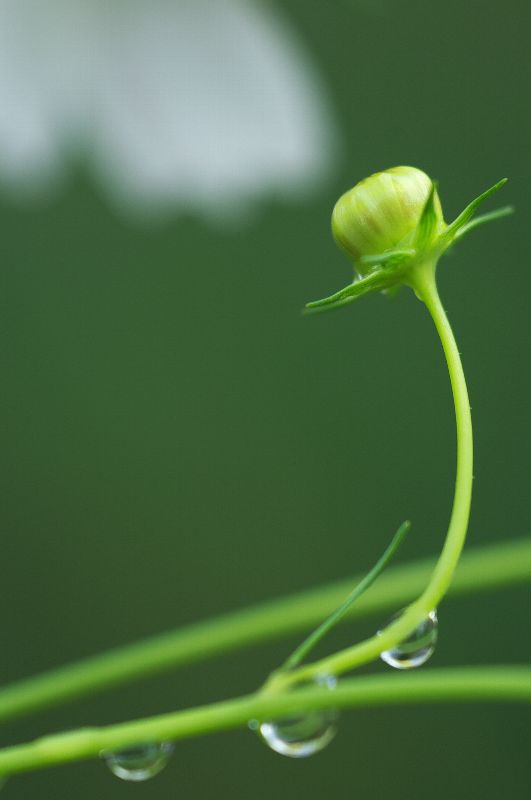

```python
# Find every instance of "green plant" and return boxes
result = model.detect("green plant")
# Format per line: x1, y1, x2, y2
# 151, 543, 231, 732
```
0, 167, 529, 784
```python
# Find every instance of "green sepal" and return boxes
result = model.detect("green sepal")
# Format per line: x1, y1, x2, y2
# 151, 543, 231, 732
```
305, 248, 416, 314
453, 205, 514, 242
304, 269, 391, 314
442, 178, 508, 246
414, 181, 439, 250
359, 248, 415, 269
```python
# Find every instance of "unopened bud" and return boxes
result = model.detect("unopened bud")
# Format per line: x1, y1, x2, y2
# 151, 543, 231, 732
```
331, 166, 443, 268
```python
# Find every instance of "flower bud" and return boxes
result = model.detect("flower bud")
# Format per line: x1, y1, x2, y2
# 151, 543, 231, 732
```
331, 166, 444, 268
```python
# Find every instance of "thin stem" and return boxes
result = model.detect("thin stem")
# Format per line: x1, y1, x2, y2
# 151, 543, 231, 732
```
409, 265, 474, 604
281, 520, 410, 671
269, 262, 473, 689
0, 667, 529, 778
1, 538, 530, 724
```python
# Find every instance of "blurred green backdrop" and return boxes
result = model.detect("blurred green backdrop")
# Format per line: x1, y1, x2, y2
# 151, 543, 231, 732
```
2, 0, 530, 798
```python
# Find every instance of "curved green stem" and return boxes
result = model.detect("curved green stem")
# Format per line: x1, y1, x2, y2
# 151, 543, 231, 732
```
410, 264, 474, 604
269, 262, 473, 689
1, 260, 526, 721
0, 667, 529, 778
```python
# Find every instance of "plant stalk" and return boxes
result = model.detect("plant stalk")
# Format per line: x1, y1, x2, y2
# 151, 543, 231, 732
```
0, 667, 529, 778
1, 537, 530, 724
267, 262, 473, 689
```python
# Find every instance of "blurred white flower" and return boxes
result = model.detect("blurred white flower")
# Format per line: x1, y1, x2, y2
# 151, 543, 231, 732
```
0, 0, 337, 221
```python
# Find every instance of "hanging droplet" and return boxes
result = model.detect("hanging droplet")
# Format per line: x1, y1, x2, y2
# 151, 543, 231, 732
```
379, 609, 438, 669
252, 674, 338, 758
102, 741, 174, 782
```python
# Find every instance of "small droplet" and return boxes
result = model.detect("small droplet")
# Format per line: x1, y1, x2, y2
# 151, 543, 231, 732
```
379, 609, 438, 669
102, 741, 174, 782
253, 674, 338, 758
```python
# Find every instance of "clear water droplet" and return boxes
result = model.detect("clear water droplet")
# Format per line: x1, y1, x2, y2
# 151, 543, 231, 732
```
379, 609, 438, 669
253, 674, 338, 758
102, 741, 174, 782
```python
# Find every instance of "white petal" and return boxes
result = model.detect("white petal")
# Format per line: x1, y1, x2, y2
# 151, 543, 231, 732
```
0, 0, 338, 220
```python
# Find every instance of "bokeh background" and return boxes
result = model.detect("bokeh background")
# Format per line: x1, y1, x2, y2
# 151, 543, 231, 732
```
2, 0, 530, 798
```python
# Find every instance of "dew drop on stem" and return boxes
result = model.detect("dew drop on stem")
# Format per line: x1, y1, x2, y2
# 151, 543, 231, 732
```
379, 609, 438, 669
251, 674, 338, 758
102, 741, 174, 781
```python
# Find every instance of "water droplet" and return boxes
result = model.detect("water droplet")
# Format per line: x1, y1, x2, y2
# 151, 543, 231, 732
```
102, 741, 174, 782
379, 609, 438, 669
253, 674, 338, 758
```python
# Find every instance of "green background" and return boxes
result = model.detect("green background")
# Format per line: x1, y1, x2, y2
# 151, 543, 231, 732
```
2, 0, 530, 797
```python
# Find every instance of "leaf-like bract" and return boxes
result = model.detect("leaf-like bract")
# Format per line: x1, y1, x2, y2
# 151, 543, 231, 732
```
443, 178, 508, 245
453, 206, 513, 242
305, 270, 390, 314
415, 181, 439, 250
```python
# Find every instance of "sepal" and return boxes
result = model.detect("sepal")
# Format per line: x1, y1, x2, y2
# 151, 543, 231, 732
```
414, 181, 440, 251
441, 178, 508, 247
452, 205, 513, 243
359, 248, 415, 270
304, 269, 392, 314
305, 248, 417, 314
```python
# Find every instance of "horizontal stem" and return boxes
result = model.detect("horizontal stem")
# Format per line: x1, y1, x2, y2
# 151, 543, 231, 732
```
0, 667, 529, 777
0, 539, 530, 724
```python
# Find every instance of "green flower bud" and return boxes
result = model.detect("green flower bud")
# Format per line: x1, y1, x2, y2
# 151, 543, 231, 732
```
331, 166, 444, 269
306, 169, 510, 314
